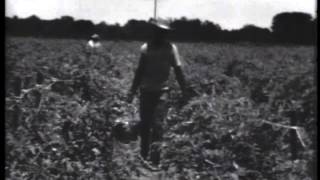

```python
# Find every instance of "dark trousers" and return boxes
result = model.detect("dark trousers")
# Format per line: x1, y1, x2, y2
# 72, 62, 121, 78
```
139, 91, 168, 165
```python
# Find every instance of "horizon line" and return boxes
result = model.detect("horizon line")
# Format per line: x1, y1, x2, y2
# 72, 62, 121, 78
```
5, 11, 317, 31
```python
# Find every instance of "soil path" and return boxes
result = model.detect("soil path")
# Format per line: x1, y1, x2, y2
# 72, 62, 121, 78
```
112, 139, 168, 180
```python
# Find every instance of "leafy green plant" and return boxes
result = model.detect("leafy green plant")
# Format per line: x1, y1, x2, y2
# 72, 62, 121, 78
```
5, 37, 315, 180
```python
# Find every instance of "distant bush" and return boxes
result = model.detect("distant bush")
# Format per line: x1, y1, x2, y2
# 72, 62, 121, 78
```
6, 11, 317, 44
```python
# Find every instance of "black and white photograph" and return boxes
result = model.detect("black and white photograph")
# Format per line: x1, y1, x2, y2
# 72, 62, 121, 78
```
5, 0, 317, 179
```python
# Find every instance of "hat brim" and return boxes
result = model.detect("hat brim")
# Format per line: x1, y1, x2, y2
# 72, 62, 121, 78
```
156, 24, 171, 30
151, 22, 172, 31
91, 34, 100, 38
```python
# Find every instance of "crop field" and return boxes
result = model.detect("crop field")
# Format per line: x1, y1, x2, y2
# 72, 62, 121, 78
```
5, 37, 316, 180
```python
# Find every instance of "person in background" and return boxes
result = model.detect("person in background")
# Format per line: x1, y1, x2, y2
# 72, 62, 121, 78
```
87, 34, 102, 48
85, 34, 104, 69
127, 18, 193, 168
86, 34, 102, 56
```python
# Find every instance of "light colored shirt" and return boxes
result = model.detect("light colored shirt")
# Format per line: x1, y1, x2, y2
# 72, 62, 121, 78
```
87, 40, 102, 48
86, 40, 102, 55
139, 41, 182, 92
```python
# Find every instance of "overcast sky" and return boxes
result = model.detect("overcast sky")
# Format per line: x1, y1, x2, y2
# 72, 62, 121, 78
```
6, 0, 317, 30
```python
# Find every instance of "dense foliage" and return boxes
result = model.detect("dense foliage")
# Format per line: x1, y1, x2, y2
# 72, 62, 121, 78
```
5, 37, 316, 179
6, 11, 317, 44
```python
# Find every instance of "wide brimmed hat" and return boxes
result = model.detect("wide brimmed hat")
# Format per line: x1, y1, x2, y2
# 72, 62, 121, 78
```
150, 18, 172, 31
91, 34, 100, 39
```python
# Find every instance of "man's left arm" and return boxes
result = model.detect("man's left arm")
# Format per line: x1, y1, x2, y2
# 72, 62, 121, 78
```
171, 44, 190, 95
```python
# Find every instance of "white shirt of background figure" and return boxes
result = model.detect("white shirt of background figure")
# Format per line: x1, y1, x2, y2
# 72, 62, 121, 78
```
87, 39, 102, 48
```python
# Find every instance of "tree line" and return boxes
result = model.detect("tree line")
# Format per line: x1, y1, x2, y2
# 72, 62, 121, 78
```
5, 12, 317, 45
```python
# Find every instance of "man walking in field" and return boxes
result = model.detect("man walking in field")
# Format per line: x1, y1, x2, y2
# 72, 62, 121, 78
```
127, 19, 192, 168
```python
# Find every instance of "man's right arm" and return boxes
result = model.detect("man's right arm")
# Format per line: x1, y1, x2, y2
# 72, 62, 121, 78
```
127, 53, 146, 103
130, 55, 145, 94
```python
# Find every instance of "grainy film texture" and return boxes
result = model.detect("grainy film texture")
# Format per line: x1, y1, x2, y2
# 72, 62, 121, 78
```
5, 0, 317, 179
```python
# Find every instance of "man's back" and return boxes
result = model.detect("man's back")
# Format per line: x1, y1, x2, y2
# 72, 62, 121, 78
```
139, 41, 182, 92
